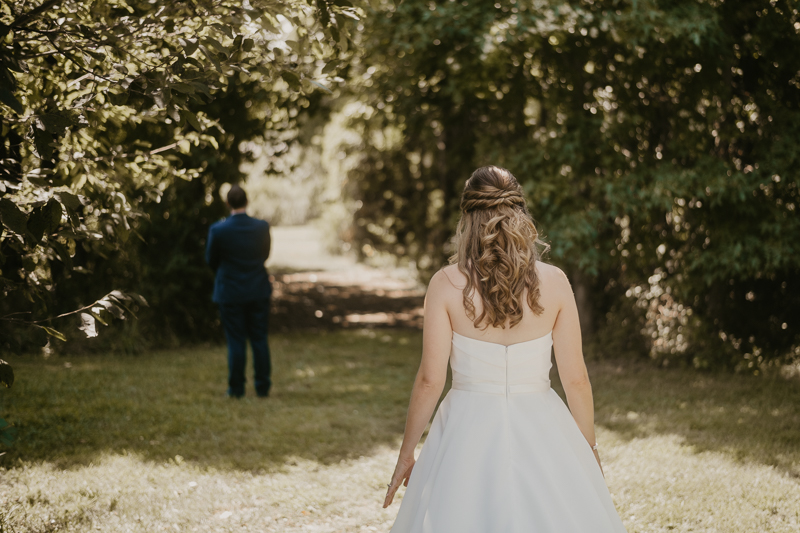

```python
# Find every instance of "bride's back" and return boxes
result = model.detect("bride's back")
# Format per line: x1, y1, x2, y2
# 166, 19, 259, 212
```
437, 165, 573, 347
439, 262, 568, 346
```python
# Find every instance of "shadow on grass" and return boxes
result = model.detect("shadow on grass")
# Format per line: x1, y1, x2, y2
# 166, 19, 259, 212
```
2, 329, 798, 478
0, 330, 420, 472
270, 270, 424, 331
553, 359, 800, 478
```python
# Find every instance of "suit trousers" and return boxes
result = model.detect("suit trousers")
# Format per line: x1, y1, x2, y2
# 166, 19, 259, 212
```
217, 296, 271, 397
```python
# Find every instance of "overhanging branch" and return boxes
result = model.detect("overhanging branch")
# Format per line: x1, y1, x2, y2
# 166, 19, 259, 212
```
10, 0, 63, 30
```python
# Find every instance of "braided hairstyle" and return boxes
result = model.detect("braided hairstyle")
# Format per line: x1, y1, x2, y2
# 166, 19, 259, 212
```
449, 165, 547, 329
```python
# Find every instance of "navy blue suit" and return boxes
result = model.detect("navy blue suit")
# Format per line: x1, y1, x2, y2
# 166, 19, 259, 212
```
206, 213, 272, 397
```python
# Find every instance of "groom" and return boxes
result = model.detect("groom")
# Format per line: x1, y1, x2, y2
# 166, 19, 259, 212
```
205, 184, 273, 398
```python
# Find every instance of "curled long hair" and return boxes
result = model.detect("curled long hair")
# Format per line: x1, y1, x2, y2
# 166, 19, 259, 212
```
449, 165, 548, 329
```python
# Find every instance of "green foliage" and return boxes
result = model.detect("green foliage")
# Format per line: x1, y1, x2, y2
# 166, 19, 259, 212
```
343, 0, 800, 367
0, 0, 357, 352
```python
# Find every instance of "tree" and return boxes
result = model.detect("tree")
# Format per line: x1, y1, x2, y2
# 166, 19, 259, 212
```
343, 0, 800, 369
0, 0, 357, 352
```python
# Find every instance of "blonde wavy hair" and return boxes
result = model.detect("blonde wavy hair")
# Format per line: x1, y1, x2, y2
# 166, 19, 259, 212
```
449, 166, 548, 329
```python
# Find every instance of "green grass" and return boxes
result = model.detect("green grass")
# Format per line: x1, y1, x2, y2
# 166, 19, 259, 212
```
0, 330, 799, 532
1, 330, 416, 471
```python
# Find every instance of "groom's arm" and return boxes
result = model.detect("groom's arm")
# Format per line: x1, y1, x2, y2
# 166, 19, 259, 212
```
206, 226, 220, 271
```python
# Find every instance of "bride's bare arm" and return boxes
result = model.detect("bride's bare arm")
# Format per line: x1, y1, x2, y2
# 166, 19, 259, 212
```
384, 271, 453, 507
551, 269, 602, 472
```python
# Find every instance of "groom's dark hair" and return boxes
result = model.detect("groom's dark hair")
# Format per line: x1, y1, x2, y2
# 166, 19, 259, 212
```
227, 184, 248, 209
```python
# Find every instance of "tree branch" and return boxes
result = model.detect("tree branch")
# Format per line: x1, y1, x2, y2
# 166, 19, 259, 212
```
10, 0, 63, 29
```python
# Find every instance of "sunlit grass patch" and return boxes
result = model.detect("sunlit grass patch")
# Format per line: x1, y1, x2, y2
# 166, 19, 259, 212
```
0, 330, 799, 532
0, 329, 417, 471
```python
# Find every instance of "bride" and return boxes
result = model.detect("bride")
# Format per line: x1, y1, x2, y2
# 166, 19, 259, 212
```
383, 166, 628, 532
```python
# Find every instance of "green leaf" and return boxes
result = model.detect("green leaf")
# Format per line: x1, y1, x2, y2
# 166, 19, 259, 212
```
52, 240, 74, 270
281, 71, 301, 90
27, 176, 52, 187
42, 198, 63, 233
38, 112, 74, 135
85, 49, 105, 62
0, 198, 28, 235
199, 45, 222, 72
211, 23, 234, 39
170, 82, 195, 94
57, 192, 83, 210
131, 293, 149, 307
322, 61, 338, 75
180, 109, 203, 131
107, 290, 132, 302
152, 87, 171, 108
0, 360, 14, 388
179, 38, 199, 56
40, 326, 67, 342
27, 206, 47, 243
90, 310, 108, 326
32, 127, 54, 160
189, 81, 212, 97
105, 303, 125, 319
316, 0, 331, 27
201, 36, 229, 56
259, 14, 279, 34
242, 38, 255, 52
0, 88, 23, 114
0, 63, 16, 91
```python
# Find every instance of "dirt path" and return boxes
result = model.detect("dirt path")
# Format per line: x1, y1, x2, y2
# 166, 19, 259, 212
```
267, 226, 425, 331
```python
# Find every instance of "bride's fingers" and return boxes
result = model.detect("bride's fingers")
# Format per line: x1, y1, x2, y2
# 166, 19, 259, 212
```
383, 460, 415, 507
383, 474, 401, 506
383, 482, 399, 508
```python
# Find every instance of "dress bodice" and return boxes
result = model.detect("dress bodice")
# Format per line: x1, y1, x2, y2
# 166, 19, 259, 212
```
450, 331, 553, 395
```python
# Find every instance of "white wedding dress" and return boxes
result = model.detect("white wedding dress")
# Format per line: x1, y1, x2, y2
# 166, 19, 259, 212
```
390, 331, 628, 533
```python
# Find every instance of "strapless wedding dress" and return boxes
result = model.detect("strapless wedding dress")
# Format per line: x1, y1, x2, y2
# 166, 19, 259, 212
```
390, 332, 628, 533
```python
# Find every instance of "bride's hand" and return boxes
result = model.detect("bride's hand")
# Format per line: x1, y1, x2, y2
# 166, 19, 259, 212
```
383, 453, 416, 508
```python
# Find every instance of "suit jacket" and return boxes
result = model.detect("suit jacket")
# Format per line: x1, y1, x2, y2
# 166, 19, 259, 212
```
205, 213, 272, 304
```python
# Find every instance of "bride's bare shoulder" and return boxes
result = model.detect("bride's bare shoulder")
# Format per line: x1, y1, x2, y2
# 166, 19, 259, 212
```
428, 265, 468, 295
535, 261, 572, 293
439, 264, 468, 288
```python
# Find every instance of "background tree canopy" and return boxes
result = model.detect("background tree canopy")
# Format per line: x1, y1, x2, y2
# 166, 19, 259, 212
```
1, 0, 798, 373
0, 0, 354, 352
341, 0, 800, 370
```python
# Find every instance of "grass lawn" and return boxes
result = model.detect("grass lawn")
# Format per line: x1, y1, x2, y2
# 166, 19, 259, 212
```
0, 329, 799, 532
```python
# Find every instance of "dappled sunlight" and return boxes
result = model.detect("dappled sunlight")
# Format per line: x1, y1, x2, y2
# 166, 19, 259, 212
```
1, 449, 400, 532
271, 269, 424, 331
600, 431, 800, 533
2, 426, 798, 532
566, 361, 800, 479
2, 330, 799, 532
